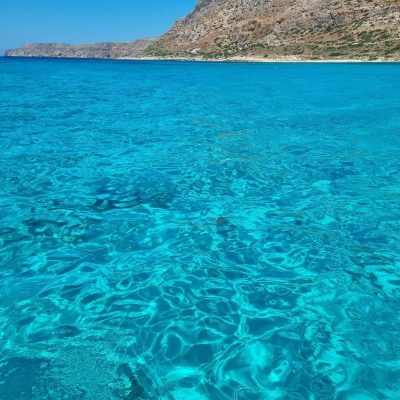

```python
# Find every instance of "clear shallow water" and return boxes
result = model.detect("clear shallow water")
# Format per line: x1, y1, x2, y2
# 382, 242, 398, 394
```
0, 58, 400, 400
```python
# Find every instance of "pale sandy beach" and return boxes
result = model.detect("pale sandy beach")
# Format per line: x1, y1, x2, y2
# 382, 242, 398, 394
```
117, 55, 399, 63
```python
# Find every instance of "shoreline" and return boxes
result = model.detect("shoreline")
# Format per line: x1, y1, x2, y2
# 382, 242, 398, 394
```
116, 55, 400, 63
3, 55, 399, 63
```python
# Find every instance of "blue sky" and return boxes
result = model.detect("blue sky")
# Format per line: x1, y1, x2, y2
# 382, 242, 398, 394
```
0, 1, 196, 55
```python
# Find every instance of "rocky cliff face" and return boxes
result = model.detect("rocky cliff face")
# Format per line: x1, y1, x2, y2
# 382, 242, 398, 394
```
147, 0, 400, 60
5, 39, 155, 59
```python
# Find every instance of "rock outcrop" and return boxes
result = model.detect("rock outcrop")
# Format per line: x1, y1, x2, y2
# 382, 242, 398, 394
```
5, 39, 155, 59
147, 0, 400, 60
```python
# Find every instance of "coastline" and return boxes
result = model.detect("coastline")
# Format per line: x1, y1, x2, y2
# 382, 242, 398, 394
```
116, 55, 400, 63
3, 54, 399, 63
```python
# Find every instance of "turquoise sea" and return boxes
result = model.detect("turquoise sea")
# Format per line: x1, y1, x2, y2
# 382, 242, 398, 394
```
0, 58, 400, 399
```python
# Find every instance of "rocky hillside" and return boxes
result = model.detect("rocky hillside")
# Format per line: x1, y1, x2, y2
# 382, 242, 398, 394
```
147, 0, 400, 60
5, 39, 155, 59
5, 1, 400, 60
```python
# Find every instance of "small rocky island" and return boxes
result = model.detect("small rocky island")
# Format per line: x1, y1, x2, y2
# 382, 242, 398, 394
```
5, 0, 400, 61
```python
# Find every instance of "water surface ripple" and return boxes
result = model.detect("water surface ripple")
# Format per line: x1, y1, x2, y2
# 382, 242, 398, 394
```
0, 59, 400, 399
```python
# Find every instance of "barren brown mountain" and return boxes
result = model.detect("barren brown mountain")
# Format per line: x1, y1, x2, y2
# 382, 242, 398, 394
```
5, 0, 400, 60
147, 0, 400, 60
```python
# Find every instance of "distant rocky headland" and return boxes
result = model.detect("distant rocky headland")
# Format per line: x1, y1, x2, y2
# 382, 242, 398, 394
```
4, 39, 155, 59
5, 0, 400, 61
